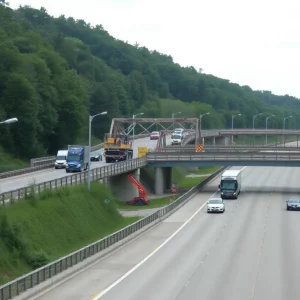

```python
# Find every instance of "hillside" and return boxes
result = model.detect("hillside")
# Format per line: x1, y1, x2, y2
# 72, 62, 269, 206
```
0, 4, 300, 160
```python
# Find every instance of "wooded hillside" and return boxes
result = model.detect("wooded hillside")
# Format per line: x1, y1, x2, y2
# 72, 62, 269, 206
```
0, 4, 299, 158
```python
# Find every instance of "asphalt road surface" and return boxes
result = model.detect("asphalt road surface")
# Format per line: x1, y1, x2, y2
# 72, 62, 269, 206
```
0, 136, 169, 193
33, 165, 300, 300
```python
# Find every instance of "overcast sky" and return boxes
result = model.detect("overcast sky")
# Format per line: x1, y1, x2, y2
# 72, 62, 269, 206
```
10, 0, 300, 98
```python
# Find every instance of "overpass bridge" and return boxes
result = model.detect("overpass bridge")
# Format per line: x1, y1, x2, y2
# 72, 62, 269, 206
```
146, 151, 300, 167
2, 116, 300, 205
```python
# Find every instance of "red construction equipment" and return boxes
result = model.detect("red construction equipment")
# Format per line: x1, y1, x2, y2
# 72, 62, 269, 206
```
126, 174, 150, 206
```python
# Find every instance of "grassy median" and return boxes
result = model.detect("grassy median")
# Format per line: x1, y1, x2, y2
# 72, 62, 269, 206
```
0, 182, 140, 285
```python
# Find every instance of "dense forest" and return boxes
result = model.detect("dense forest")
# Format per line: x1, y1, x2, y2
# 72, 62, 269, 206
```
0, 4, 300, 159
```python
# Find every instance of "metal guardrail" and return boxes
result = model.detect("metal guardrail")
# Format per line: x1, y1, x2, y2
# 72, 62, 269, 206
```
146, 152, 300, 162
0, 134, 150, 180
0, 166, 227, 300
162, 146, 300, 153
0, 157, 147, 205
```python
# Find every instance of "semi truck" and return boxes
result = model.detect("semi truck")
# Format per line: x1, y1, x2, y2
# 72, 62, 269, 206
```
219, 169, 242, 199
103, 133, 133, 163
54, 150, 68, 169
66, 145, 89, 172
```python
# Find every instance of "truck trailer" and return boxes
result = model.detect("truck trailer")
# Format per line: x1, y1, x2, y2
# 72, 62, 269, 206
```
66, 145, 89, 172
219, 169, 242, 199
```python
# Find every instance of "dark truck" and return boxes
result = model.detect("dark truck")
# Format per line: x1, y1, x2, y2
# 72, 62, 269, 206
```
66, 145, 89, 172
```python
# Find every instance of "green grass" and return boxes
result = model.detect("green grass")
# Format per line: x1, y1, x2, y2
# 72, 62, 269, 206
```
0, 182, 140, 285
178, 176, 208, 189
116, 194, 182, 210
0, 146, 29, 173
187, 166, 220, 175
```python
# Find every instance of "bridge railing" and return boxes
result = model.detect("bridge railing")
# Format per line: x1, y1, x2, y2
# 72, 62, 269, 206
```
0, 157, 147, 205
0, 166, 226, 300
0, 134, 149, 180
146, 152, 300, 162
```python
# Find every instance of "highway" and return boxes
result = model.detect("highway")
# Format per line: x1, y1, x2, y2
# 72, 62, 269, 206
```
31, 165, 300, 300
0, 137, 169, 193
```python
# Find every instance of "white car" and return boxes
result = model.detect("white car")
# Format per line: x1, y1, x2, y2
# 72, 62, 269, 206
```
207, 198, 225, 213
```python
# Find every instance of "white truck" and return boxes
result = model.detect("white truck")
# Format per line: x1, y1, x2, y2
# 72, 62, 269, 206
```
54, 150, 68, 169
219, 169, 242, 199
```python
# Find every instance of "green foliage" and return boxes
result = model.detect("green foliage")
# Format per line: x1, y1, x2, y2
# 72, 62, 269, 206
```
0, 182, 139, 284
1, 4, 300, 160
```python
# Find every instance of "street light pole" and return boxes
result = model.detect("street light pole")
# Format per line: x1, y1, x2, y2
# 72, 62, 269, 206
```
171, 111, 181, 130
283, 115, 292, 130
231, 114, 241, 143
199, 112, 210, 143
265, 115, 275, 145
253, 113, 262, 130
88, 111, 107, 190
0, 117, 18, 124
132, 112, 144, 143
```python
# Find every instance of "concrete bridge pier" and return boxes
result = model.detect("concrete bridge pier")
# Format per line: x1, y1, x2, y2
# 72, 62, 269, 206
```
104, 169, 140, 202
155, 167, 172, 194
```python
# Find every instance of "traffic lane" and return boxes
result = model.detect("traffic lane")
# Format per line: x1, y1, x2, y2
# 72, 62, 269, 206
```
238, 166, 300, 193
34, 191, 217, 300
251, 192, 298, 299
202, 165, 300, 194
0, 137, 159, 193
176, 192, 281, 300
96, 193, 242, 300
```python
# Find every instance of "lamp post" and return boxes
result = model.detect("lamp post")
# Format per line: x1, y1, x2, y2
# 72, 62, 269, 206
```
253, 113, 262, 130
265, 115, 275, 145
283, 115, 292, 130
0, 117, 18, 124
231, 114, 241, 143
199, 112, 210, 143
88, 111, 107, 190
171, 111, 181, 130
132, 112, 144, 143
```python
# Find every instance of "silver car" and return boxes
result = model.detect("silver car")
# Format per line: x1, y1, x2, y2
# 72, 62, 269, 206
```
207, 198, 225, 213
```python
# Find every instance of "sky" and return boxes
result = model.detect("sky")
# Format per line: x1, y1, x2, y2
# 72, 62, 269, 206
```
9, 0, 300, 98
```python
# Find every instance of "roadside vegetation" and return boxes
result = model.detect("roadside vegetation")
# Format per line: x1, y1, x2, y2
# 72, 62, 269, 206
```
0, 146, 29, 173
0, 182, 140, 285
1, 4, 300, 164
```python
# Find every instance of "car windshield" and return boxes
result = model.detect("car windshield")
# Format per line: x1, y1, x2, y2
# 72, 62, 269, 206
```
56, 156, 65, 160
67, 155, 80, 161
151, 132, 159, 135
209, 199, 222, 204
288, 198, 300, 203
90, 152, 99, 156
220, 180, 236, 190
172, 135, 181, 139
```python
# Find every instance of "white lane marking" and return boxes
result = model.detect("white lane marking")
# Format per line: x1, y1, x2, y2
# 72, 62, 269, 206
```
240, 166, 247, 172
93, 193, 214, 299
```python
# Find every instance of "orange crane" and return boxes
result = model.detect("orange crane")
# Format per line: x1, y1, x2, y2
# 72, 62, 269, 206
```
126, 174, 149, 205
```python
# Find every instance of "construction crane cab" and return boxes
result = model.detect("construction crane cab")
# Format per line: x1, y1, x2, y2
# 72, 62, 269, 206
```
103, 133, 133, 163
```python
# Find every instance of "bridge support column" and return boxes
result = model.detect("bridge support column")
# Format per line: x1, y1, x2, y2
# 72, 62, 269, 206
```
155, 167, 164, 194
212, 136, 215, 146
104, 170, 139, 202
154, 167, 173, 194
164, 167, 172, 190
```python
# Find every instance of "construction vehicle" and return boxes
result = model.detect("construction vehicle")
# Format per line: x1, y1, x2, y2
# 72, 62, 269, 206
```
126, 174, 149, 206
103, 133, 133, 163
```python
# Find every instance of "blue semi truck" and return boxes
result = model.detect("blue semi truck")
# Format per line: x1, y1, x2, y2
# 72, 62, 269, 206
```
66, 145, 89, 173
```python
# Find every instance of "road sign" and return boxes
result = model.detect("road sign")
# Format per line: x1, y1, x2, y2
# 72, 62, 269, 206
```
196, 144, 204, 152
138, 147, 148, 157
104, 199, 110, 204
